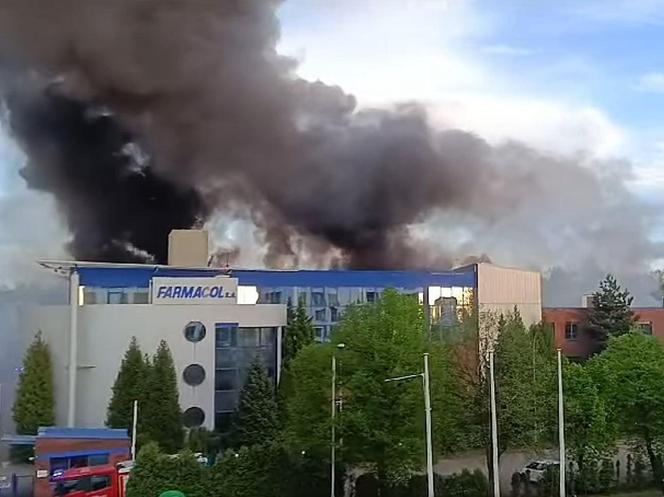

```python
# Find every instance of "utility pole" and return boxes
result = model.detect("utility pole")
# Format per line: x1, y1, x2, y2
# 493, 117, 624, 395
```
489, 350, 500, 497
331, 352, 336, 497
331, 343, 345, 497
385, 353, 435, 497
131, 400, 139, 461
423, 353, 435, 497
67, 270, 80, 427
557, 349, 566, 497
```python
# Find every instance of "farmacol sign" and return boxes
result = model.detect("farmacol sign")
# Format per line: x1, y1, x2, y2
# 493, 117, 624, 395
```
152, 277, 238, 305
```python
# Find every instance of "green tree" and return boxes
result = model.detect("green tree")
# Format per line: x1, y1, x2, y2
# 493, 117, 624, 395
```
13, 331, 55, 434
589, 332, 664, 483
126, 443, 210, 497
493, 311, 557, 457
286, 290, 465, 486
106, 337, 148, 430
563, 362, 615, 494
460, 311, 556, 484
230, 359, 279, 448
142, 340, 183, 453
587, 275, 636, 347
283, 299, 315, 367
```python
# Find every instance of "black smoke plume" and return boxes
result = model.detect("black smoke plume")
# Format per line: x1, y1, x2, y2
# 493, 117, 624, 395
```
4, 81, 206, 262
0, 0, 660, 291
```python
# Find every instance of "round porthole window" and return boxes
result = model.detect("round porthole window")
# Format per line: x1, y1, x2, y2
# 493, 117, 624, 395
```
183, 364, 206, 386
184, 321, 206, 343
183, 407, 205, 428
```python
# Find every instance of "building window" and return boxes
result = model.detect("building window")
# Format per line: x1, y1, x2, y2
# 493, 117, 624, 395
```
330, 306, 339, 322
215, 412, 233, 430
314, 326, 324, 341
565, 322, 578, 340
215, 324, 237, 348
328, 292, 339, 307
298, 291, 308, 306
183, 364, 206, 386
83, 291, 98, 305
237, 328, 260, 347
50, 454, 109, 475
314, 308, 327, 322
215, 370, 236, 391
638, 322, 653, 335
107, 290, 128, 304
264, 291, 282, 304
260, 327, 276, 347
183, 407, 205, 428
312, 291, 326, 306
438, 297, 458, 328
132, 291, 149, 304
87, 454, 109, 467
184, 321, 206, 343
366, 291, 376, 303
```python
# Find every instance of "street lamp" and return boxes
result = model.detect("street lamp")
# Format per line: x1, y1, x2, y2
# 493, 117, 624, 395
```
557, 349, 566, 497
385, 353, 435, 497
331, 343, 345, 497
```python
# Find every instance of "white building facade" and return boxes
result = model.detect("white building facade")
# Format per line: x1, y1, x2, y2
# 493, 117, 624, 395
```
20, 261, 286, 432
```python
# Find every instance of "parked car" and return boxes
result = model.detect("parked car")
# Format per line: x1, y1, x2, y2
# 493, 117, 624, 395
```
521, 460, 559, 483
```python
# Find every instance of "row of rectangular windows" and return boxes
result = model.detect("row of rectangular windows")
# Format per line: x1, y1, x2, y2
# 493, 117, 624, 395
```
563, 321, 653, 340
261, 289, 412, 306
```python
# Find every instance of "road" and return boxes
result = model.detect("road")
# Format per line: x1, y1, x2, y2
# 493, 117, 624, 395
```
436, 445, 635, 493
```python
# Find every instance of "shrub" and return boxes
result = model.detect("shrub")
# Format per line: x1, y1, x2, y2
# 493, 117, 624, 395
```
439, 469, 490, 497
126, 443, 211, 497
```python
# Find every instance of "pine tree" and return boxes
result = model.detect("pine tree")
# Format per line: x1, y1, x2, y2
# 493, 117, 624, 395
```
13, 331, 55, 434
587, 274, 636, 346
106, 337, 148, 430
231, 359, 279, 448
282, 299, 315, 367
142, 340, 183, 453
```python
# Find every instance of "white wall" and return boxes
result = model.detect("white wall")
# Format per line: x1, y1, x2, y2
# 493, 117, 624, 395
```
20, 303, 285, 430
477, 263, 542, 326
476, 263, 542, 358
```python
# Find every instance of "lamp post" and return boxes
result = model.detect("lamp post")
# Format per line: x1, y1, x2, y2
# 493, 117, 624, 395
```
489, 350, 500, 497
385, 353, 435, 497
331, 343, 345, 497
557, 349, 566, 497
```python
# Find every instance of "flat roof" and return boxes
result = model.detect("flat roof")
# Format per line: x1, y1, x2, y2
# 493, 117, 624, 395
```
37, 260, 478, 289
229, 268, 476, 289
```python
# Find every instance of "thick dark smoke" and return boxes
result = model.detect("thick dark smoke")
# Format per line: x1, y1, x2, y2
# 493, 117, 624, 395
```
0, 0, 661, 292
0, 0, 489, 268
4, 82, 207, 262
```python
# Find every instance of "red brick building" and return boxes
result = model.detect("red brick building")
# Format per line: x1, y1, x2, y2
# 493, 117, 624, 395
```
542, 307, 664, 360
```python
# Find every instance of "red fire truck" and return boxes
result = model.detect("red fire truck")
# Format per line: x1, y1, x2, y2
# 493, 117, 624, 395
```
50, 461, 133, 497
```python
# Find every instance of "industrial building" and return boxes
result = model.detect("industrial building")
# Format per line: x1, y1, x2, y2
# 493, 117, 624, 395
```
544, 302, 664, 361
19, 230, 543, 432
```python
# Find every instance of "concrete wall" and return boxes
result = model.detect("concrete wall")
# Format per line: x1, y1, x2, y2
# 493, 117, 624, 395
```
477, 263, 542, 326
168, 230, 209, 267
20, 305, 70, 429
0, 304, 22, 437
20, 303, 285, 430
475, 263, 542, 357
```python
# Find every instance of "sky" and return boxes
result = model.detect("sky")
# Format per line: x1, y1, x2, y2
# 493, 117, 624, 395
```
1, 0, 664, 301
277, 0, 664, 196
